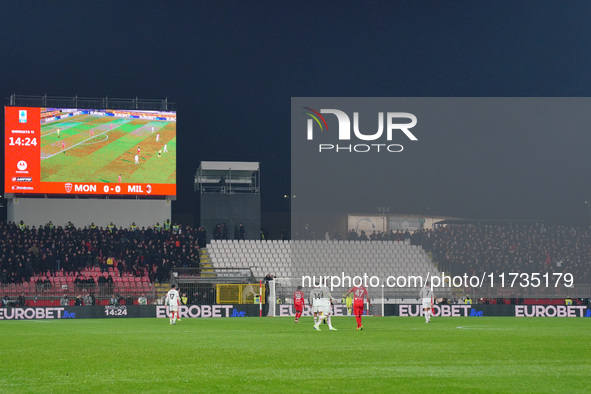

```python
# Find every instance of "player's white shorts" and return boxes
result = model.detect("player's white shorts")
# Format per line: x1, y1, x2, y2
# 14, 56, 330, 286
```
422, 298, 432, 309
318, 305, 331, 316
168, 305, 179, 312
312, 300, 330, 314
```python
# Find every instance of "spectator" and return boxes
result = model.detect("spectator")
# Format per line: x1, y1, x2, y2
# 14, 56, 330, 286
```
17, 293, 26, 307
420, 223, 591, 283
239, 223, 246, 240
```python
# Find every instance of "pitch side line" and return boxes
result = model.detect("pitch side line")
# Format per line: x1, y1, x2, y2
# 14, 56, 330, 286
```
40, 122, 82, 137
41, 125, 122, 160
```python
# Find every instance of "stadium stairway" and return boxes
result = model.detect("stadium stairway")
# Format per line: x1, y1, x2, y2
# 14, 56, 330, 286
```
154, 282, 171, 302
199, 248, 216, 278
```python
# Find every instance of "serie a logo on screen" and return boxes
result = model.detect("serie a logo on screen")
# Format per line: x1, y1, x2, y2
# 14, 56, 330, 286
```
303, 107, 418, 153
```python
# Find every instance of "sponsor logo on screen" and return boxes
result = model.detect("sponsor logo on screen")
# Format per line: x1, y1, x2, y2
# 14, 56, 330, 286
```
156, 305, 236, 318
13, 177, 32, 182
17, 160, 27, 171
515, 305, 588, 317
0, 307, 66, 320
19, 110, 27, 123
303, 107, 418, 153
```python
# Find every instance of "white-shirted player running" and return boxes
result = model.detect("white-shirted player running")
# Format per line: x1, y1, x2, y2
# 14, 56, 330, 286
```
420, 280, 438, 323
165, 284, 181, 325
309, 285, 337, 331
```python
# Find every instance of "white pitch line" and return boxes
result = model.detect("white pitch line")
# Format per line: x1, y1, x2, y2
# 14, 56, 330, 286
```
40, 122, 83, 138
42, 125, 122, 160
82, 134, 110, 145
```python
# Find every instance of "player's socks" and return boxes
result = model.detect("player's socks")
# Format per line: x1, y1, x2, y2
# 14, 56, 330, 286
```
314, 318, 322, 330
355, 315, 361, 328
314, 316, 318, 325
327, 316, 335, 330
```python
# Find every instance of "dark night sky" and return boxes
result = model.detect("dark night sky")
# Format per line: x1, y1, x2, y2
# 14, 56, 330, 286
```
1, 1, 591, 225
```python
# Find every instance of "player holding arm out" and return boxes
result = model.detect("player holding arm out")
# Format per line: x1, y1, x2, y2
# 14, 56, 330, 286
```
293, 286, 305, 323
420, 281, 438, 323
165, 284, 181, 325
344, 285, 371, 330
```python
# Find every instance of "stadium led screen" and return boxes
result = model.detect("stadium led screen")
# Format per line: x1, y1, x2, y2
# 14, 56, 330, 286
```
5, 107, 176, 196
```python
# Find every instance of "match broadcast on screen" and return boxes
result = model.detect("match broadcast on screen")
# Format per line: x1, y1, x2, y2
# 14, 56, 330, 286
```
5, 106, 177, 196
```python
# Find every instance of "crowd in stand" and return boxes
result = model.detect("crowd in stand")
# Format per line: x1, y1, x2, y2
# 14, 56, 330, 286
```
413, 223, 591, 283
0, 220, 202, 285
347, 229, 412, 242
2, 219, 590, 290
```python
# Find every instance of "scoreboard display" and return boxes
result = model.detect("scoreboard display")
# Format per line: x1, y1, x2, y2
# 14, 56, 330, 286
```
5, 107, 177, 196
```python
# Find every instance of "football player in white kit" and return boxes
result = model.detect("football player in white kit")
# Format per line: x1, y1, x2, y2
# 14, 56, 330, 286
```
309, 285, 337, 331
165, 284, 181, 325
420, 280, 438, 323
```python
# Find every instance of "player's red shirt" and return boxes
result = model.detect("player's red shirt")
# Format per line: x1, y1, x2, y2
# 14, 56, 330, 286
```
348, 286, 368, 302
293, 290, 305, 306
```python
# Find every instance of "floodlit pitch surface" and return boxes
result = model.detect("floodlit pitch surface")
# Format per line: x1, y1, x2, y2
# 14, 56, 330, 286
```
0, 317, 588, 392
40, 115, 176, 184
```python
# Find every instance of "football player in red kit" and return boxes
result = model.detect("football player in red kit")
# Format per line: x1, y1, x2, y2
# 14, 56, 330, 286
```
344, 285, 371, 330
293, 285, 305, 323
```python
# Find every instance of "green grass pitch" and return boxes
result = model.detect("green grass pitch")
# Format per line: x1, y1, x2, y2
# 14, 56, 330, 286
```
40, 115, 176, 185
0, 317, 589, 393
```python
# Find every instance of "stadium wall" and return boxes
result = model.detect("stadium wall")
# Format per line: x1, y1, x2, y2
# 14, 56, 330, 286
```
200, 194, 260, 241
7, 198, 171, 229
275, 304, 591, 318
0, 304, 261, 320
3, 304, 590, 320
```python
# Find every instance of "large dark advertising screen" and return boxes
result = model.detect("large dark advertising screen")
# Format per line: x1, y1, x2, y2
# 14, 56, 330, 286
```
5, 107, 176, 196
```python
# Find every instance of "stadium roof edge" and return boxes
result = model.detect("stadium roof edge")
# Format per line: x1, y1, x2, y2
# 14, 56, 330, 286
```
199, 161, 260, 171
7, 94, 174, 111
434, 218, 544, 225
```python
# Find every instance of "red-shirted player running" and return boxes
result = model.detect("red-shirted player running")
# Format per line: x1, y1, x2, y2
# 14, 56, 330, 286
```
344, 285, 371, 330
293, 285, 305, 323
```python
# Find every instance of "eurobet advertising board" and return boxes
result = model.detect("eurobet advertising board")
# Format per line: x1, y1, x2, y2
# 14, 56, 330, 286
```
5, 107, 176, 196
